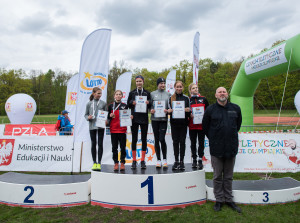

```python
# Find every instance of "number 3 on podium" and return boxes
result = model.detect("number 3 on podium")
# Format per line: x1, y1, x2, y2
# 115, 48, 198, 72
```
141, 176, 154, 204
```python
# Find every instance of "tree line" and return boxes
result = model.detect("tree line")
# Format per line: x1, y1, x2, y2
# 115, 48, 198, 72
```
1, 47, 299, 116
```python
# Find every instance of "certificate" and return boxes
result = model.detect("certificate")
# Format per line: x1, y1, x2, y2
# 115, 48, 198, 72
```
120, 109, 132, 127
172, 101, 185, 119
95, 110, 108, 128
192, 106, 204, 124
154, 100, 166, 118
135, 96, 147, 113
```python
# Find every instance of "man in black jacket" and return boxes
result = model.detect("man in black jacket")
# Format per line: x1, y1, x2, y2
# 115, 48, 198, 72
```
202, 87, 242, 213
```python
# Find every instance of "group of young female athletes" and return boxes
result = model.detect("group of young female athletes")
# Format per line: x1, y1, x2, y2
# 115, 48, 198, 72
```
85, 75, 209, 171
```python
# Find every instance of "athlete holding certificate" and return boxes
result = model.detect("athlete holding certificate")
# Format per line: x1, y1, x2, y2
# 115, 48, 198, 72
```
150, 77, 171, 168
107, 90, 130, 171
84, 87, 107, 171
168, 81, 190, 170
188, 83, 209, 169
127, 75, 151, 169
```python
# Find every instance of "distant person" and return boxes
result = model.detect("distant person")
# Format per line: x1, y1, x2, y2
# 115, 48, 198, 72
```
127, 75, 151, 169
168, 81, 190, 170
150, 77, 171, 168
188, 83, 209, 169
84, 87, 107, 171
202, 87, 242, 213
58, 110, 73, 135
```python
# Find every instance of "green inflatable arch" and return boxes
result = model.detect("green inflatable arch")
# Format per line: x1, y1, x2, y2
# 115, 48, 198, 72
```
230, 33, 300, 126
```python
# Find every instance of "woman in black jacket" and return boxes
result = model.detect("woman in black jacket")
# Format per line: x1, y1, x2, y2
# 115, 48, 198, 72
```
168, 81, 190, 170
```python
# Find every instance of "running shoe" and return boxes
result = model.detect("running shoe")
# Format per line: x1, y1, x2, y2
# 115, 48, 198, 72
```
198, 159, 203, 170
192, 159, 197, 168
156, 160, 162, 168
131, 161, 137, 169
163, 159, 168, 168
141, 161, 147, 169
172, 161, 180, 170
92, 163, 98, 171
120, 163, 125, 171
179, 161, 185, 170
114, 163, 119, 171
97, 163, 101, 171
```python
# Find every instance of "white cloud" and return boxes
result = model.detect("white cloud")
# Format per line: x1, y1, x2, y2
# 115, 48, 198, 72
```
0, 0, 299, 73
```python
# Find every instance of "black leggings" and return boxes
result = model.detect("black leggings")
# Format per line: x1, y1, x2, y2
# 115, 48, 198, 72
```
152, 120, 167, 160
89, 128, 105, 163
131, 123, 148, 151
111, 133, 126, 164
171, 124, 187, 162
189, 129, 205, 160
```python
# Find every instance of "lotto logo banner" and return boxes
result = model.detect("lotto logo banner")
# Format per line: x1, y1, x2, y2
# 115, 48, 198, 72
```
4, 124, 57, 136
0, 136, 73, 172
74, 29, 111, 143
0, 139, 15, 166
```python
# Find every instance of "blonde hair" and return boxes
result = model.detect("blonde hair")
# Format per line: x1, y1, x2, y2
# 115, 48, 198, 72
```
188, 83, 197, 93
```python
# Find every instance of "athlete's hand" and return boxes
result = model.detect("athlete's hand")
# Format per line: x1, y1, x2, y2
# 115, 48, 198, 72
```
150, 109, 155, 114
185, 107, 191, 112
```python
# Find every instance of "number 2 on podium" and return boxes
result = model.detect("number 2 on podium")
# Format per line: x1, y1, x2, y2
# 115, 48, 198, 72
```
141, 176, 154, 204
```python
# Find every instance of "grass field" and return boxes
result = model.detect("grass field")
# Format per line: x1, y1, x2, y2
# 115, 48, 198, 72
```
0, 172, 299, 223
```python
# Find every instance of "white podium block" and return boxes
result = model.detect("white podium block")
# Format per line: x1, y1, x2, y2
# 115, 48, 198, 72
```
91, 164, 206, 211
206, 177, 300, 204
0, 172, 91, 208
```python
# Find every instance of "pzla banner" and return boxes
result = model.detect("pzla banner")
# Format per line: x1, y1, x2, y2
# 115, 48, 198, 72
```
65, 73, 79, 125
115, 72, 132, 104
193, 32, 200, 84
74, 29, 111, 142
166, 70, 176, 95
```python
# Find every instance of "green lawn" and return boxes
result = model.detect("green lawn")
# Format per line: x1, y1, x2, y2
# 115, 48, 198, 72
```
0, 172, 299, 223
254, 109, 299, 117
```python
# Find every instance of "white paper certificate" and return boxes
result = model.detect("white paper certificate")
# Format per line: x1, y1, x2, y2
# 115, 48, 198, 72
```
154, 100, 166, 118
172, 101, 185, 119
95, 110, 108, 128
192, 106, 204, 124
120, 109, 132, 127
135, 96, 147, 113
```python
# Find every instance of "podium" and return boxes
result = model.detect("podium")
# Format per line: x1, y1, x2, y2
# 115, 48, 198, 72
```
91, 164, 207, 211
206, 177, 300, 204
0, 172, 90, 208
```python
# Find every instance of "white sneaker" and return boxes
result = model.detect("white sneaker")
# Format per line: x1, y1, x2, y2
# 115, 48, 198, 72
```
156, 160, 162, 168
163, 159, 168, 168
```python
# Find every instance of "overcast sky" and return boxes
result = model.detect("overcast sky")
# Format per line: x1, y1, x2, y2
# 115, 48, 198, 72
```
0, 0, 299, 73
